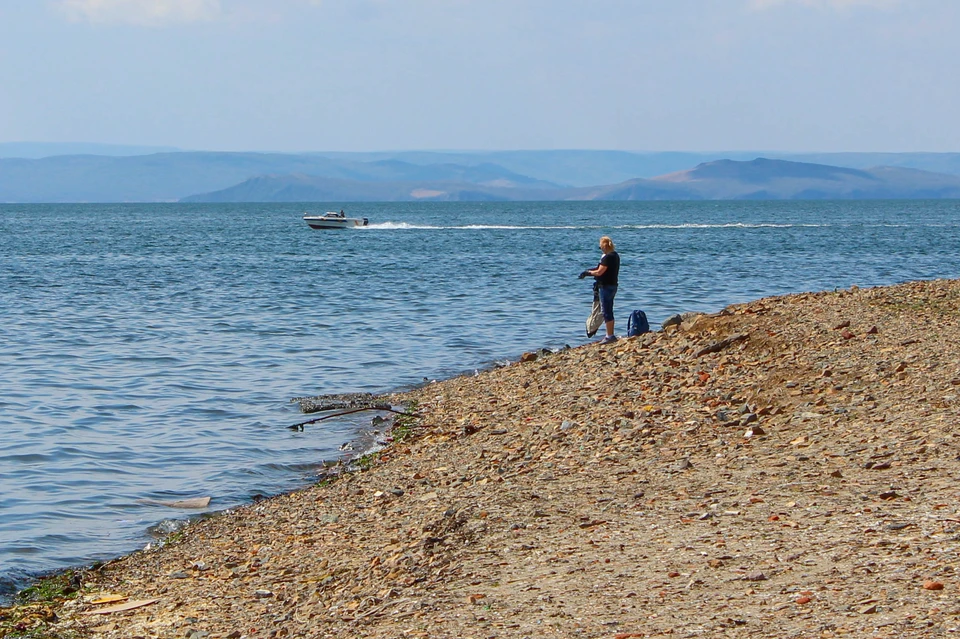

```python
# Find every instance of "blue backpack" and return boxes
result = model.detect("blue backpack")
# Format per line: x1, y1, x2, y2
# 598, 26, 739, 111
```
627, 310, 650, 337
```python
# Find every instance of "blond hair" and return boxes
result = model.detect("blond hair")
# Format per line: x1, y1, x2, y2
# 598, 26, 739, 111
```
599, 236, 615, 252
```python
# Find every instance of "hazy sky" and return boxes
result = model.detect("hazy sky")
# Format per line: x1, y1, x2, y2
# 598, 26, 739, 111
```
0, 0, 957, 153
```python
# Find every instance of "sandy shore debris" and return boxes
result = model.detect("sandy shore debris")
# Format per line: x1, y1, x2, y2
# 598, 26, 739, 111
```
5, 279, 960, 639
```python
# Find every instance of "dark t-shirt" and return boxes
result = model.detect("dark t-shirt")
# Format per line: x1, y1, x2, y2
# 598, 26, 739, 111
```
596, 251, 619, 286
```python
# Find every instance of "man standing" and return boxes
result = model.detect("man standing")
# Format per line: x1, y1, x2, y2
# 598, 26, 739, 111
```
579, 236, 620, 344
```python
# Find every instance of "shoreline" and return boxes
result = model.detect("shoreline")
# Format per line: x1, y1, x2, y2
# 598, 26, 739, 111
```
0, 374, 511, 604
5, 278, 960, 637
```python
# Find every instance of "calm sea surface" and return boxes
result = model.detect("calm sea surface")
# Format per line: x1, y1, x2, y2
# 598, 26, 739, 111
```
2, 200, 960, 598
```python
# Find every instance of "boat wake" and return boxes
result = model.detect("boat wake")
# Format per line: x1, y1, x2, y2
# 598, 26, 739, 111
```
361, 221, 835, 231
362, 222, 442, 230
363, 222, 581, 230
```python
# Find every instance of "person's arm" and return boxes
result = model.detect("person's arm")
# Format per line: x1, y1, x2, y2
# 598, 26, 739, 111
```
579, 260, 605, 279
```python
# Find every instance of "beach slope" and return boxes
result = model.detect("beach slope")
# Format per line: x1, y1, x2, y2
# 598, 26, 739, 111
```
10, 279, 960, 638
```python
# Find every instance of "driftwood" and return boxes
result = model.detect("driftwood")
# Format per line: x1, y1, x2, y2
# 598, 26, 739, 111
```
82, 599, 158, 615
293, 392, 385, 414
694, 333, 749, 358
288, 406, 417, 431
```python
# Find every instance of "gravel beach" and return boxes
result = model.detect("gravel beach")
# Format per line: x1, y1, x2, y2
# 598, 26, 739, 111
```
5, 279, 960, 639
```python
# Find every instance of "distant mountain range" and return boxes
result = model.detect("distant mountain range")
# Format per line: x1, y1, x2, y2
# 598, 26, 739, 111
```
573, 158, 960, 201
184, 157, 960, 202
1, 148, 960, 203
0, 152, 559, 203
0, 142, 182, 158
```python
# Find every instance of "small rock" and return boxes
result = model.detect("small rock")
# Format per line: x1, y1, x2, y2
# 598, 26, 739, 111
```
796, 596, 812, 605
254, 589, 274, 598
519, 352, 537, 363
744, 571, 767, 581
859, 604, 878, 614
923, 581, 945, 591
833, 320, 851, 330
168, 571, 189, 579
661, 314, 683, 329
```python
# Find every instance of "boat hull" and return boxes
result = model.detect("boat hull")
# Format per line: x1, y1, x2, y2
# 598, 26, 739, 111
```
303, 214, 369, 230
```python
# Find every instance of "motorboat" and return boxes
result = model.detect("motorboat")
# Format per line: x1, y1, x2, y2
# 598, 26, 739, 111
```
303, 211, 370, 230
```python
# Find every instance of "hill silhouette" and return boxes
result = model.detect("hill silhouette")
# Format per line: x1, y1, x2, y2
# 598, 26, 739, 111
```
187, 158, 960, 202
2, 151, 960, 202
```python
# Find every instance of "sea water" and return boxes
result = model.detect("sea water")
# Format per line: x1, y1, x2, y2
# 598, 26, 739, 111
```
2, 200, 959, 598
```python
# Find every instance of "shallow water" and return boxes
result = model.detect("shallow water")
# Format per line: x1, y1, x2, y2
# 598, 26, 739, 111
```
2, 200, 959, 598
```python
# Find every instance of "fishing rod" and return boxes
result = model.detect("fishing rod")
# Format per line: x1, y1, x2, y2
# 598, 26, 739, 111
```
288, 406, 418, 431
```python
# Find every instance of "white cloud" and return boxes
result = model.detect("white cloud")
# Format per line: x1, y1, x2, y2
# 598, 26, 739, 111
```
750, 0, 899, 9
57, 0, 221, 26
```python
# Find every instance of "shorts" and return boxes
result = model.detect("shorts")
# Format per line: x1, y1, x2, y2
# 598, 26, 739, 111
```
598, 285, 617, 322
